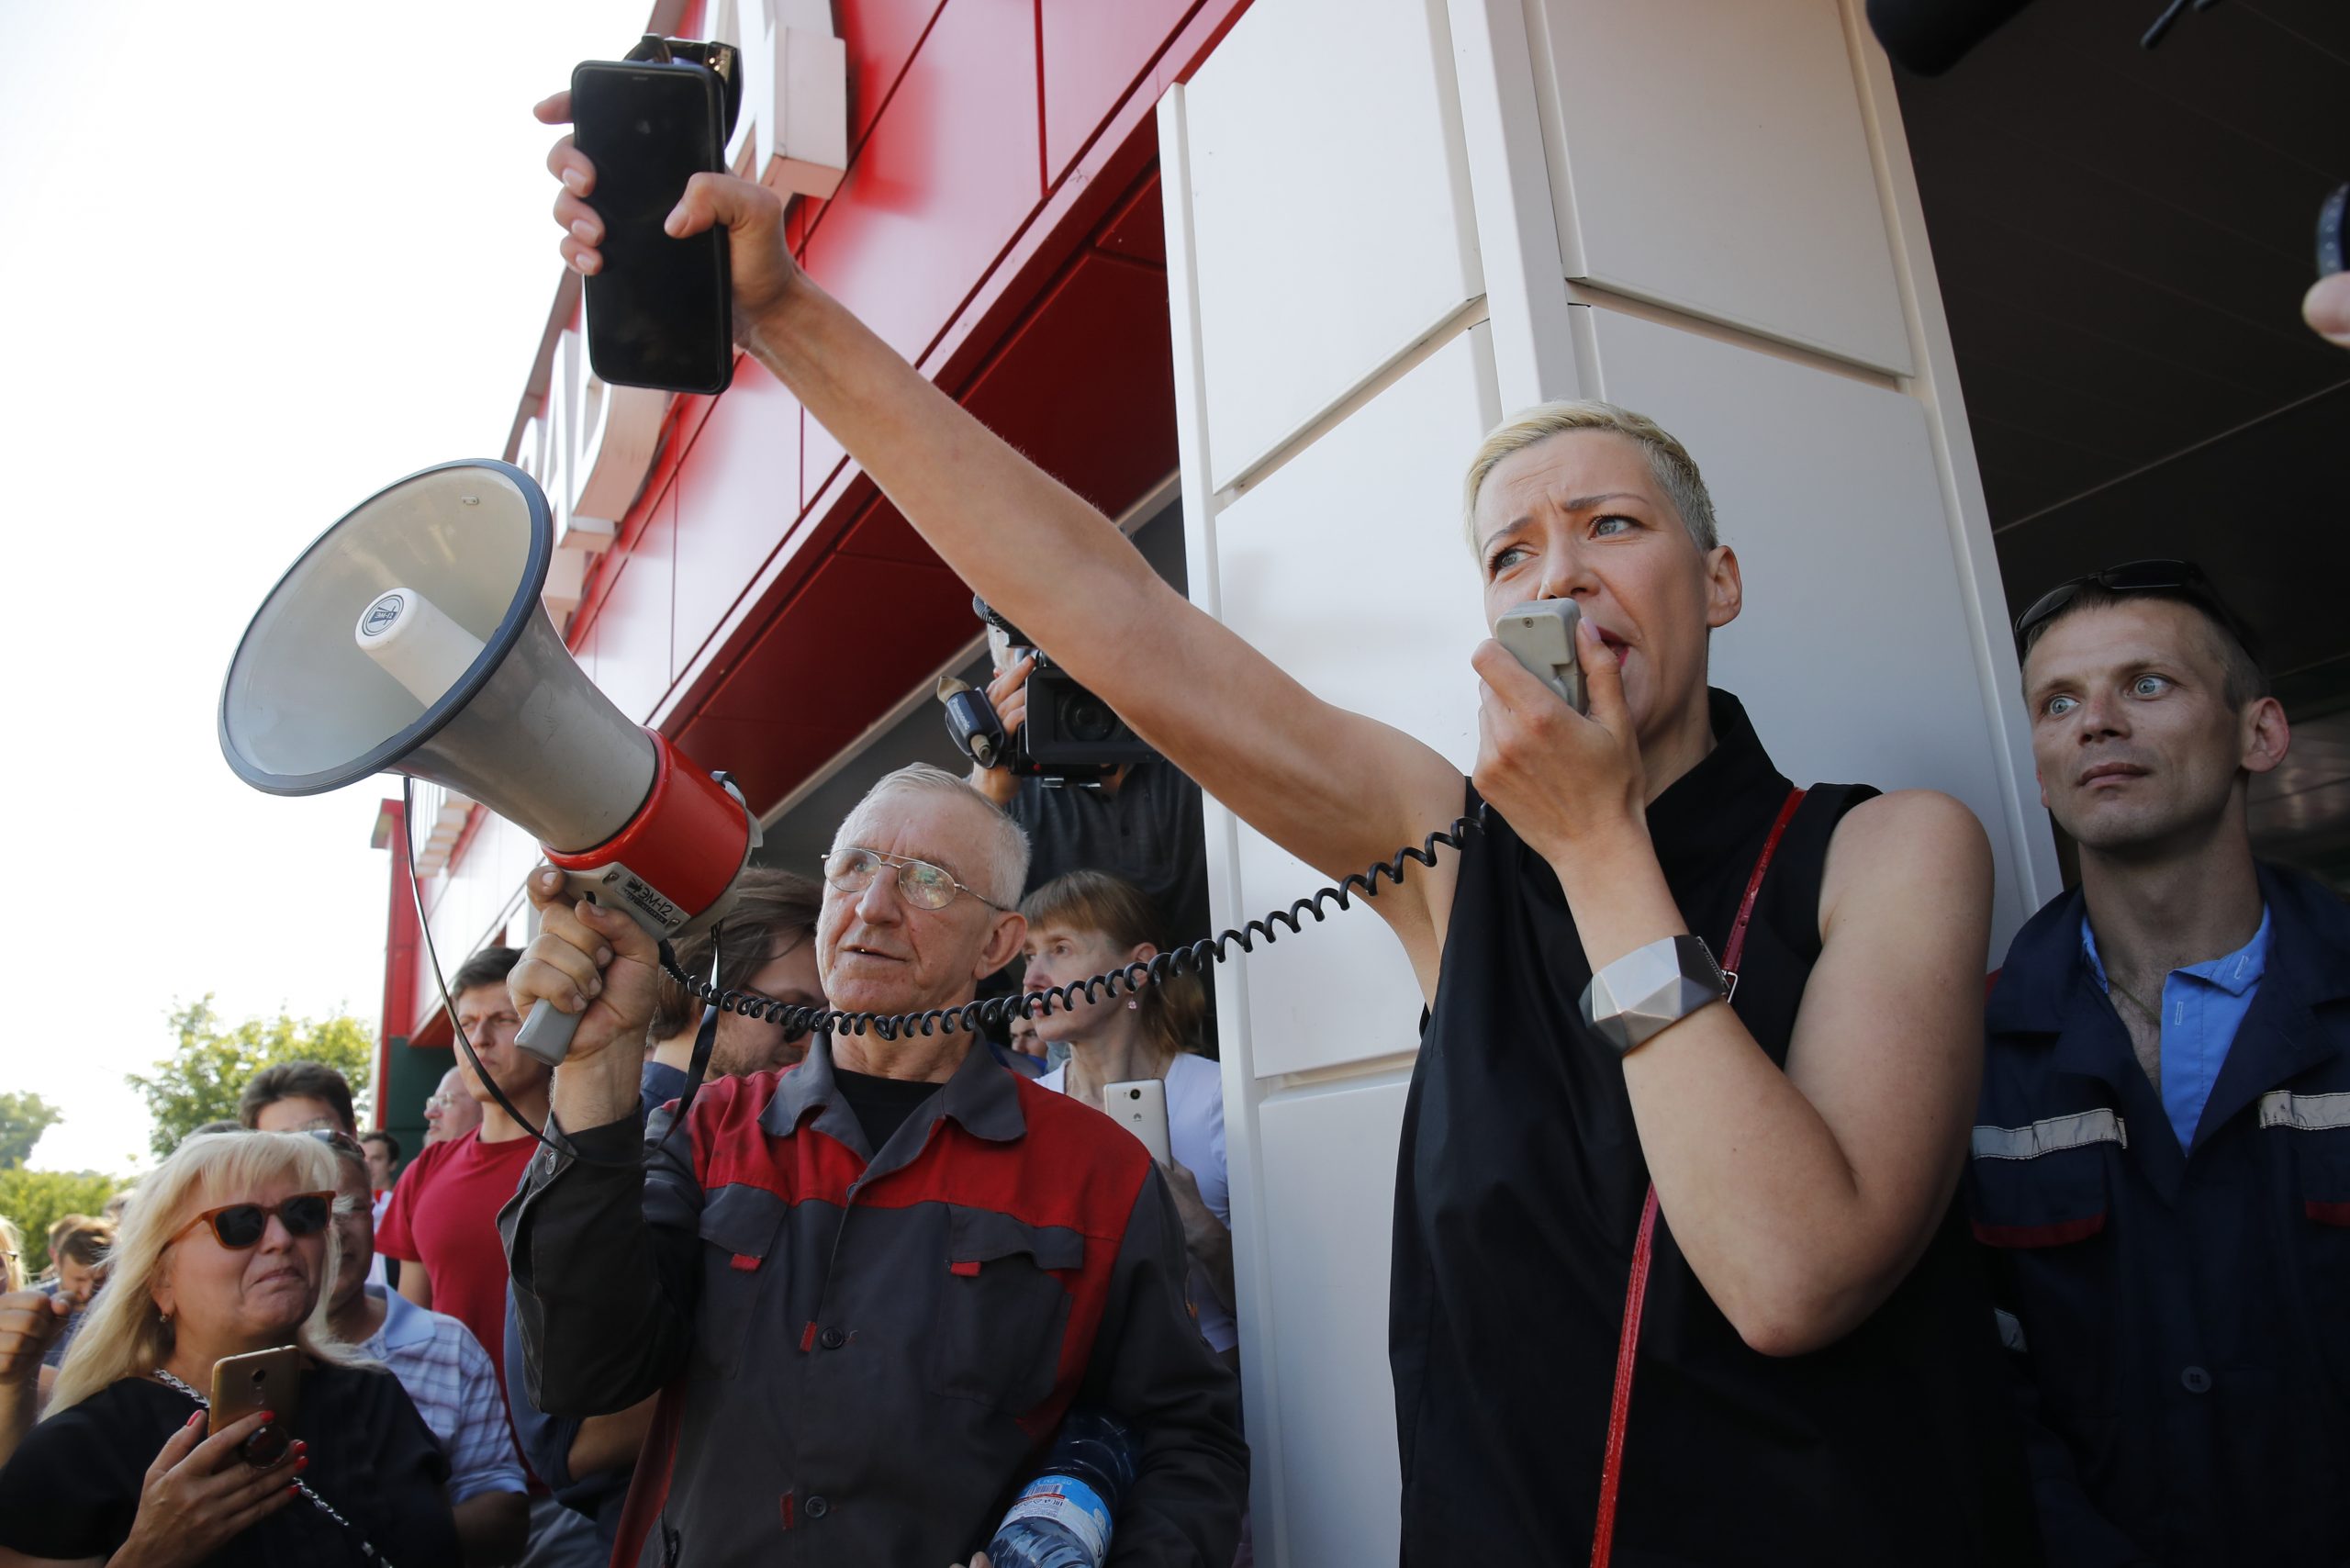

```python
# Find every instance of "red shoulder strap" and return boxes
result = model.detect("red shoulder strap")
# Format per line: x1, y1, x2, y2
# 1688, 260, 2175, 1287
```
1590, 785, 1805, 1567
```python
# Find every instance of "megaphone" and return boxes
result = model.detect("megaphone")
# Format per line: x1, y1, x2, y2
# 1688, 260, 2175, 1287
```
219, 459, 759, 1065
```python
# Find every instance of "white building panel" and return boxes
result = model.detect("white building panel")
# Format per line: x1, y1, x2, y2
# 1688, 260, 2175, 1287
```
1212, 327, 1497, 1080
1183, 0, 1483, 490
1250, 1077, 1411, 1568
1584, 305, 2040, 952
1532, 0, 1914, 375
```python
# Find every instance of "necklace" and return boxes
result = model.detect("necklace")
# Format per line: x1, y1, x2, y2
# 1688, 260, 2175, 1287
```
150, 1367, 394, 1566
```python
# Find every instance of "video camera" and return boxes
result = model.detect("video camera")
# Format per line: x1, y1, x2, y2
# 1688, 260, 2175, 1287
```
939, 597, 1155, 786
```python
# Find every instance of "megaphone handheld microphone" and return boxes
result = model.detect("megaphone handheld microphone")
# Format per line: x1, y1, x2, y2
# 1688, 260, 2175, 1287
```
220, 459, 762, 1071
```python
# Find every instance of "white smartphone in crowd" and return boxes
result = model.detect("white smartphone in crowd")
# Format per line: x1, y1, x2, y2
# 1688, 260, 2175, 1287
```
1494, 599, 1587, 713
1103, 1079, 1172, 1165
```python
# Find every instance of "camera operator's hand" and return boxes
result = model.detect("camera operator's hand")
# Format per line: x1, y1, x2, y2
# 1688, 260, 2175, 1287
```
511, 867, 662, 1069
534, 93, 802, 337
967, 652, 1036, 806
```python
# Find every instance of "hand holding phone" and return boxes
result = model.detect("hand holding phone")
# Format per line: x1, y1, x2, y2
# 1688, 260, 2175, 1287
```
209, 1345, 302, 1468
1494, 599, 1587, 713
569, 59, 733, 394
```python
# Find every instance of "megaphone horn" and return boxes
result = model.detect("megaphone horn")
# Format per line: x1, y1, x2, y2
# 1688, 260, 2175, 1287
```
219, 460, 759, 1064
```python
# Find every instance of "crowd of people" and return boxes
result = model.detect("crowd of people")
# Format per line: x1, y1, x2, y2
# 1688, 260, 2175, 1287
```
0, 821, 1241, 1567
0, 93, 2341, 1568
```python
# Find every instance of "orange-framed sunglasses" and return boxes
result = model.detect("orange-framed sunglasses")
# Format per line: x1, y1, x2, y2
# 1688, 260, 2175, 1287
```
168, 1193, 336, 1251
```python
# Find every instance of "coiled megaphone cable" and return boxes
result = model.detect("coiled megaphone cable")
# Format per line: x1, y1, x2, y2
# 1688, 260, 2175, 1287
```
403, 777, 1486, 1165
655, 808, 1491, 1040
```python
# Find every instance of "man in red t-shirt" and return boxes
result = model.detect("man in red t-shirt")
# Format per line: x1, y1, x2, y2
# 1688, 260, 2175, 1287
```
378, 946, 605, 1568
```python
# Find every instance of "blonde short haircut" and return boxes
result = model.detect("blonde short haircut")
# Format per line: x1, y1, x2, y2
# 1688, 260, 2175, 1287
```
833, 763, 1031, 909
1461, 400, 1718, 556
48, 1130, 366, 1416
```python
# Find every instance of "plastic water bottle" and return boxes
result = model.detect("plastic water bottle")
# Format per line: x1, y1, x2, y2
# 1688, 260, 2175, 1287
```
985, 1412, 1138, 1568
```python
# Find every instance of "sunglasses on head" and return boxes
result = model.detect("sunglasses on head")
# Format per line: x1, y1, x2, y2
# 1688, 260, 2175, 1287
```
169, 1193, 336, 1251
2014, 559, 2264, 665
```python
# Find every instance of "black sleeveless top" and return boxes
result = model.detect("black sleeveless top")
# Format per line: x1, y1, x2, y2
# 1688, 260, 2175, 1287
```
1391, 690, 2036, 1565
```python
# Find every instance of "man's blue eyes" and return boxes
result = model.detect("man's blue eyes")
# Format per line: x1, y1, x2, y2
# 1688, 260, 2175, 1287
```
2044, 677, 2172, 716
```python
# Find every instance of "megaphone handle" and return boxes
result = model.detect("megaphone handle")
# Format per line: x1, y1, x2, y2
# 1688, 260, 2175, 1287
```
515, 1000, 584, 1067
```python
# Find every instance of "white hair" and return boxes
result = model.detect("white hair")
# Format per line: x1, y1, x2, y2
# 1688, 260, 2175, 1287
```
832, 763, 1030, 908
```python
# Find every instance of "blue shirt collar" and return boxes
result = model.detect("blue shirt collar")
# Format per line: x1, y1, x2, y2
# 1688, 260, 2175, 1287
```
364, 1281, 436, 1352
2079, 904, 2272, 998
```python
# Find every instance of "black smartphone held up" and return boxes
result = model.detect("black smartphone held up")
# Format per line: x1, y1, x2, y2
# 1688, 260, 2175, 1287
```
570, 59, 733, 395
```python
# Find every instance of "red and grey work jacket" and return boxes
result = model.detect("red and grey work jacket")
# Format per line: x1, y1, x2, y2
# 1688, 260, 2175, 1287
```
501, 1037, 1246, 1567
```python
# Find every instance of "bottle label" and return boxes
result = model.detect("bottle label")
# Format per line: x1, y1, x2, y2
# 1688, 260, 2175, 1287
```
999, 1475, 1112, 1561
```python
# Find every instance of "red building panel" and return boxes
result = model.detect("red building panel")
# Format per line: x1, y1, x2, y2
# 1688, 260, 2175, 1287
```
837, 0, 950, 155
1040, 0, 1202, 187
674, 544, 974, 804
802, 0, 1042, 373
962, 250, 1177, 517
1092, 169, 1168, 267
671, 356, 805, 679
588, 483, 678, 726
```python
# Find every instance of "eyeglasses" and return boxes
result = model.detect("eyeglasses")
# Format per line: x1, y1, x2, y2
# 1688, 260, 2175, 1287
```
820, 847, 1006, 911
2014, 559, 2264, 665
304, 1128, 365, 1159
168, 1193, 336, 1251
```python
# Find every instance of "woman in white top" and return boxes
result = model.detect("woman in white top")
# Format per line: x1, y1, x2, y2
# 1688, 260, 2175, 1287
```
1020, 870, 1238, 1367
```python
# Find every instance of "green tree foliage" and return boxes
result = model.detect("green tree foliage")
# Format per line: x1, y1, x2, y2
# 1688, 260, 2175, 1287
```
0, 1168, 123, 1280
125, 997, 375, 1159
0, 1092, 62, 1170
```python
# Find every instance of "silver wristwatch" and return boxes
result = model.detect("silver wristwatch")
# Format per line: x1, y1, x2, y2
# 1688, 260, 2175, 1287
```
1579, 935, 1731, 1056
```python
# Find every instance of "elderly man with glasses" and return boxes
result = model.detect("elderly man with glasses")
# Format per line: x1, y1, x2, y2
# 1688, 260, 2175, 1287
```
499, 763, 1246, 1568
1972, 560, 2350, 1567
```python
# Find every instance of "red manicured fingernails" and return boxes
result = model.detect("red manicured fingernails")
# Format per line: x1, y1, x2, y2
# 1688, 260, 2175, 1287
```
185, 1412, 204, 1428
294, 1457, 309, 1473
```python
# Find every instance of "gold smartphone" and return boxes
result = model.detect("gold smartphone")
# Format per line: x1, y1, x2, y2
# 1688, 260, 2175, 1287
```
209, 1345, 301, 1467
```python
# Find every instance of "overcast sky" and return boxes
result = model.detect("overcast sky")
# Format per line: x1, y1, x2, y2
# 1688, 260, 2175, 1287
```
0, 0, 653, 1171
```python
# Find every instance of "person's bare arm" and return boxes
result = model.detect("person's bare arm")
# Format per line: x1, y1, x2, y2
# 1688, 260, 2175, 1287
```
451, 1492, 528, 1567
566, 1397, 655, 1476
539, 99, 1468, 991
395, 1258, 432, 1310
1475, 625, 1991, 1355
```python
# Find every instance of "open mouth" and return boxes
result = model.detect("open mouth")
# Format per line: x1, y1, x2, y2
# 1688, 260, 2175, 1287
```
1592, 627, 1631, 667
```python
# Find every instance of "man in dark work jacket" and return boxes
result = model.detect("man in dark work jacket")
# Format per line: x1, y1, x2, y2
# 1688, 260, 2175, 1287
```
501, 764, 1245, 1567
1974, 566, 2350, 1565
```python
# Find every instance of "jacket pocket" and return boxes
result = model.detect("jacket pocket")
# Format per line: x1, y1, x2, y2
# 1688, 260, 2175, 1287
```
927, 1205, 1085, 1415
696, 1184, 789, 1379
1967, 1125, 2114, 1249
2263, 1092, 2350, 1226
